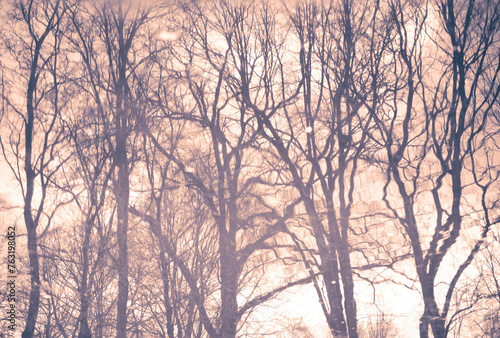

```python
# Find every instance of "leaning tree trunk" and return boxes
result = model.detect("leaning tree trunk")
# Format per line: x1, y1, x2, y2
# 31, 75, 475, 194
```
22, 38, 43, 338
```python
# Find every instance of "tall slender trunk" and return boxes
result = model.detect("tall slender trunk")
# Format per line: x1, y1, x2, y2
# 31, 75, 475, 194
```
78, 223, 92, 338
338, 142, 357, 338
22, 39, 42, 338
96, 273, 104, 338
115, 116, 130, 337
115, 3, 130, 336
159, 240, 175, 338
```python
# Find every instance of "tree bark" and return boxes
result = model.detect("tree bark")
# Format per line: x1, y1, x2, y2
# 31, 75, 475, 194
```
115, 3, 130, 336
219, 215, 239, 338
78, 223, 92, 338
22, 32, 43, 338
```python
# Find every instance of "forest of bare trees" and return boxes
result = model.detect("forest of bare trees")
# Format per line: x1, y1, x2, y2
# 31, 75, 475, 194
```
0, 0, 499, 337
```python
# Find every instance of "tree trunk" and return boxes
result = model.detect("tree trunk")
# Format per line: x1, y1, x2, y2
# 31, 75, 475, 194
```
115, 3, 130, 336
22, 36, 42, 338
23, 223, 41, 338
219, 227, 239, 338
78, 223, 92, 338
338, 145, 358, 338
115, 126, 130, 337
307, 199, 347, 337
159, 242, 175, 338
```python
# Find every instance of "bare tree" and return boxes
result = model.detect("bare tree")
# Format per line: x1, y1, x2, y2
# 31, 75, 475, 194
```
223, 0, 405, 336
64, 103, 116, 338
2, 0, 499, 336
131, 1, 317, 336
65, 0, 165, 334
371, 0, 500, 336
0, 0, 69, 335
127, 115, 216, 337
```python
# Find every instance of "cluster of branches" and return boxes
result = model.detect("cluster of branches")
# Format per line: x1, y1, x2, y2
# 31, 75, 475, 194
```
0, 0, 499, 337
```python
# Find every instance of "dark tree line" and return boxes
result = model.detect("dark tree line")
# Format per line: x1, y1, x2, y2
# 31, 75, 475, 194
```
1, 0, 499, 337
